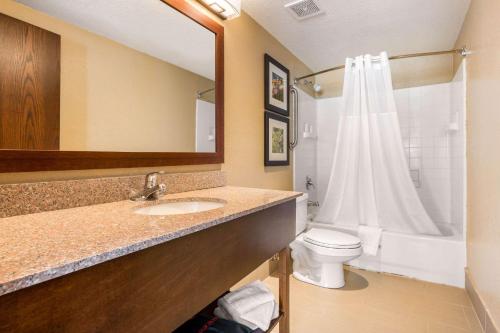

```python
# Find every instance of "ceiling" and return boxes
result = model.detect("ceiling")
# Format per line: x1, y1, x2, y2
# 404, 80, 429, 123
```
243, 0, 471, 73
16, 0, 215, 80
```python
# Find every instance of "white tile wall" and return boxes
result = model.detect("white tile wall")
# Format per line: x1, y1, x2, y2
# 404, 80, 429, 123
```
316, 97, 341, 205
398, 83, 452, 225
293, 88, 318, 202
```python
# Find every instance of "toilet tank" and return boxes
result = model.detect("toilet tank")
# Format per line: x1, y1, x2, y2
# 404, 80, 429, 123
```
295, 193, 308, 235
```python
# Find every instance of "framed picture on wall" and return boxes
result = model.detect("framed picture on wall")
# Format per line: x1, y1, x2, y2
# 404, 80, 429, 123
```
264, 54, 290, 116
265, 111, 289, 166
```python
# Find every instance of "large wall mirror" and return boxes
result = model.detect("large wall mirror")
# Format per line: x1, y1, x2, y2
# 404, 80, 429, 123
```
0, 0, 223, 172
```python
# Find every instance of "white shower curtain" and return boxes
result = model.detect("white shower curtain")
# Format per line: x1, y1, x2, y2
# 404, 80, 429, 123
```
316, 52, 441, 235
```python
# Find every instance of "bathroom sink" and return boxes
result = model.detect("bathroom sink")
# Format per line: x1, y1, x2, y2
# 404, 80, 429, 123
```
134, 200, 225, 216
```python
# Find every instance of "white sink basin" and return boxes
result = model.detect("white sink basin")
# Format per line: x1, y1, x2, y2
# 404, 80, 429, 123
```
134, 200, 225, 216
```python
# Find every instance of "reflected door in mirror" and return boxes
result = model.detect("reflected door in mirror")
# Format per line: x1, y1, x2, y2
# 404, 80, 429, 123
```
0, 13, 60, 150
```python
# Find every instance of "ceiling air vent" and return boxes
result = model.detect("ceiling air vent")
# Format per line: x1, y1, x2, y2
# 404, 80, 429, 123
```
285, 0, 324, 21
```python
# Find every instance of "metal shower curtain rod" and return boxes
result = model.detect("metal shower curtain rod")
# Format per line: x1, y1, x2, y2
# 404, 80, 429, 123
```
294, 46, 470, 83
197, 87, 215, 98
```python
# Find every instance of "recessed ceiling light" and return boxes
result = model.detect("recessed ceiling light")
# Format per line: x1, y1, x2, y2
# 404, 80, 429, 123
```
209, 3, 224, 13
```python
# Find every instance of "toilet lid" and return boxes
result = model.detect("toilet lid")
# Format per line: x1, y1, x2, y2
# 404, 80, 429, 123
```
304, 228, 361, 249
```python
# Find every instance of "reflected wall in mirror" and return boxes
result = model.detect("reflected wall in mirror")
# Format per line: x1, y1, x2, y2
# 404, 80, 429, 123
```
3, 0, 217, 153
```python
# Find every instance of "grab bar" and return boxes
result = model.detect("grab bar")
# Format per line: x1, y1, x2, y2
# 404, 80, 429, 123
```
289, 86, 299, 150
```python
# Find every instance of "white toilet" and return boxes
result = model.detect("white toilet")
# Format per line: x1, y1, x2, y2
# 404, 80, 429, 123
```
290, 194, 363, 288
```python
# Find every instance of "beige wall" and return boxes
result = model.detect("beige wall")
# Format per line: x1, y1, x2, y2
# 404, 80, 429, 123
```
0, 0, 214, 153
80, 47, 213, 152
454, 0, 500, 327
0, 1, 312, 189
221, 11, 312, 190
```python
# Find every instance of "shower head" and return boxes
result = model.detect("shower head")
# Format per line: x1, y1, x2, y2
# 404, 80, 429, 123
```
303, 79, 322, 93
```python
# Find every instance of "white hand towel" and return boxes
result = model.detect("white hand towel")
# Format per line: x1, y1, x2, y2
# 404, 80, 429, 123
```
238, 300, 276, 331
215, 280, 279, 331
214, 306, 258, 330
358, 225, 382, 256
220, 281, 275, 314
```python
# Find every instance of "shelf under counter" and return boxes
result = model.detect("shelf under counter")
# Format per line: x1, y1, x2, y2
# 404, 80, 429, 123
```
176, 290, 284, 333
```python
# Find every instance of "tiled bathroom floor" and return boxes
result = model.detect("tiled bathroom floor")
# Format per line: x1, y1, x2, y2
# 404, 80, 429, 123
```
267, 267, 482, 333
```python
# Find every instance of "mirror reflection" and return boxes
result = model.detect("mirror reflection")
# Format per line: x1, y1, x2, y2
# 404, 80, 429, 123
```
8, 0, 216, 152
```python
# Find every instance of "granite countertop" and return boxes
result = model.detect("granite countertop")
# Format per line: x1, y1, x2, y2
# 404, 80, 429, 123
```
0, 186, 301, 296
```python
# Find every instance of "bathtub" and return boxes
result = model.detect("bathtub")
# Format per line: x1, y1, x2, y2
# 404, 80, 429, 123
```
307, 221, 466, 287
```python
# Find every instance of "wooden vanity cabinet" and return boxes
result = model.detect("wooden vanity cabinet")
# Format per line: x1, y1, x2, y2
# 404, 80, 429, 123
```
0, 201, 295, 333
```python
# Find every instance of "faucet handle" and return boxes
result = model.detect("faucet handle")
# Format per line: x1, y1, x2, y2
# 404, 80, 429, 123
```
158, 183, 167, 196
145, 171, 165, 188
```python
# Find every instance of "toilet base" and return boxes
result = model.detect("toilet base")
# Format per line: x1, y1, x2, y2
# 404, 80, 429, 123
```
293, 262, 346, 289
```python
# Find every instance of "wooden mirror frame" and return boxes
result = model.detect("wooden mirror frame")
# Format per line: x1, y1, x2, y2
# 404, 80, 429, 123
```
0, 0, 224, 173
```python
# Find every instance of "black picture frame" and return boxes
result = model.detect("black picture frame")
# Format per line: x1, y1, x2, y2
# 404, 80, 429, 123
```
264, 54, 290, 116
264, 111, 289, 166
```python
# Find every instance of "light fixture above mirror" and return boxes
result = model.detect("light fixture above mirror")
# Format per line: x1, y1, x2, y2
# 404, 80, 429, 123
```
198, 0, 241, 19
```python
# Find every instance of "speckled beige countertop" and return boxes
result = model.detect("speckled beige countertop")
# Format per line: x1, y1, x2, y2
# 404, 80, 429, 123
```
0, 186, 301, 296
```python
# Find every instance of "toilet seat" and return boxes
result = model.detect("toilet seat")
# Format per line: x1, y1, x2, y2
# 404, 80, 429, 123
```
304, 228, 361, 249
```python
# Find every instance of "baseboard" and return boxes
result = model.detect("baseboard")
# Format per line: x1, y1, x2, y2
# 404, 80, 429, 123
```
465, 269, 499, 333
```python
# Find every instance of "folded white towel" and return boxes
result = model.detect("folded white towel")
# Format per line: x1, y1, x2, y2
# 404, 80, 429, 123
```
358, 225, 382, 256
215, 280, 279, 331
214, 306, 258, 330
221, 280, 275, 313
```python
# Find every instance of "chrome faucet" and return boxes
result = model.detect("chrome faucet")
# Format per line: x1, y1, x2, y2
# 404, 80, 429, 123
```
130, 171, 167, 201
